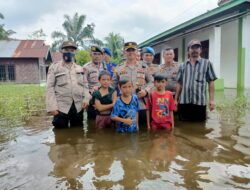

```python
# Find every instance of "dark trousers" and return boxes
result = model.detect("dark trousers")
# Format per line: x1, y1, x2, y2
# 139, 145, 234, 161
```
178, 104, 207, 122
139, 109, 147, 127
52, 103, 83, 128
87, 104, 96, 120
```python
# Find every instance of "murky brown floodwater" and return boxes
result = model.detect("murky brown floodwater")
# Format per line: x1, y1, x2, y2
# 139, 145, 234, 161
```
1, 89, 250, 190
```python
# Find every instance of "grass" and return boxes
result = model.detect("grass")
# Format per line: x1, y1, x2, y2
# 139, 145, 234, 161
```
0, 84, 46, 126
0, 84, 250, 127
216, 91, 250, 117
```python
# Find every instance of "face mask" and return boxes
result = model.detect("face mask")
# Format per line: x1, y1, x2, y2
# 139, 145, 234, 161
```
62, 52, 75, 62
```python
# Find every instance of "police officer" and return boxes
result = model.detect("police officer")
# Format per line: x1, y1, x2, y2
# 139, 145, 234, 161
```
83, 45, 106, 119
102, 47, 116, 78
141, 46, 159, 84
112, 42, 152, 126
159, 47, 180, 95
46, 41, 90, 128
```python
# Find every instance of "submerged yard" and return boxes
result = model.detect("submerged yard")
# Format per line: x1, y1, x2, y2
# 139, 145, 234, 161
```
0, 84, 46, 126
0, 84, 250, 189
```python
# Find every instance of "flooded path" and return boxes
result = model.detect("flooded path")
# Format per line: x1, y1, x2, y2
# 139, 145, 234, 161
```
1, 90, 250, 190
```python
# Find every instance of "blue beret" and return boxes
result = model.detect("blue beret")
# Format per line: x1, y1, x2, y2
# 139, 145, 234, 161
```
142, 47, 155, 56
103, 47, 112, 57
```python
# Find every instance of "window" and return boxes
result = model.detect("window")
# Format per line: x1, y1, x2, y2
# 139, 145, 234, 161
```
0, 64, 15, 81
8, 65, 15, 81
201, 40, 209, 59
174, 48, 179, 62
0, 65, 6, 81
153, 53, 161, 65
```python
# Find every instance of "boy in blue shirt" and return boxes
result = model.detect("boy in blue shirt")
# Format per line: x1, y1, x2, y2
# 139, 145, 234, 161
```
111, 78, 140, 133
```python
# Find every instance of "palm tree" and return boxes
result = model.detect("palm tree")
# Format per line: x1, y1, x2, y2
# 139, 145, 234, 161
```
0, 13, 15, 40
28, 28, 46, 40
104, 32, 124, 60
51, 13, 103, 51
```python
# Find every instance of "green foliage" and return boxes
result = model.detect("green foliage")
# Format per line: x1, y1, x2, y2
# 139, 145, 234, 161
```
75, 50, 91, 66
217, 95, 249, 109
110, 57, 121, 65
0, 13, 15, 40
104, 32, 124, 61
216, 95, 250, 117
0, 84, 46, 127
28, 28, 46, 40
51, 12, 103, 51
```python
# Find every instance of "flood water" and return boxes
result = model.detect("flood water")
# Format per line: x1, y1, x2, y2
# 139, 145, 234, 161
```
1, 90, 250, 190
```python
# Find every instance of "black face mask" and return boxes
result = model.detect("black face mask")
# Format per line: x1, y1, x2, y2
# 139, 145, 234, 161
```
62, 52, 75, 62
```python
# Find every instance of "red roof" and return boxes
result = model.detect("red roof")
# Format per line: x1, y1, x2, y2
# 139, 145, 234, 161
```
12, 40, 50, 58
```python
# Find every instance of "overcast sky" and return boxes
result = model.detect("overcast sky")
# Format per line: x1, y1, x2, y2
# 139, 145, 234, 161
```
0, 0, 219, 45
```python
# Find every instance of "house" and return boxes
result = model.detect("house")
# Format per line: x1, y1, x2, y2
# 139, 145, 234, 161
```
0, 40, 52, 84
52, 51, 62, 63
139, 0, 250, 90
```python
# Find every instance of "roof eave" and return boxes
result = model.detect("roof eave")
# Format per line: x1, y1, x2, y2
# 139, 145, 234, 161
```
139, 0, 248, 47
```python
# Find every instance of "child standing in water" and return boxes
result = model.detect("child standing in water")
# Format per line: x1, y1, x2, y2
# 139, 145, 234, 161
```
92, 70, 117, 128
146, 73, 176, 132
111, 78, 140, 133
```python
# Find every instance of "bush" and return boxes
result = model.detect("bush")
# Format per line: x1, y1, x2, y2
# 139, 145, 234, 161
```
75, 50, 91, 66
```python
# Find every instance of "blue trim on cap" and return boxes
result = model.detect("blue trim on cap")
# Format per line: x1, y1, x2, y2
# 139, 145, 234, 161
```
142, 47, 155, 56
103, 47, 112, 57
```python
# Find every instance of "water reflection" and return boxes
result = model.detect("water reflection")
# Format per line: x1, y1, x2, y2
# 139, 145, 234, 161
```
233, 110, 250, 158
48, 128, 181, 189
49, 128, 93, 189
1, 89, 250, 189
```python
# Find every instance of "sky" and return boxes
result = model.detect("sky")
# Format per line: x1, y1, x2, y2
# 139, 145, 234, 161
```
0, 0, 219, 45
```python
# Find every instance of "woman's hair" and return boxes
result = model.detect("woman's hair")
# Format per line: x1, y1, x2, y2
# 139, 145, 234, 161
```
118, 77, 131, 87
98, 70, 111, 80
153, 72, 167, 82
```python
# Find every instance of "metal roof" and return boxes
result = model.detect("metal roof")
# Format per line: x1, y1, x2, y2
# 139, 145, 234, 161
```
0, 40, 50, 59
13, 40, 49, 58
139, 0, 250, 47
0, 40, 20, 58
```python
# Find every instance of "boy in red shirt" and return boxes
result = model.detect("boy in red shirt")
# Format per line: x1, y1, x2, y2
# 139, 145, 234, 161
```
146, 73, 176, 132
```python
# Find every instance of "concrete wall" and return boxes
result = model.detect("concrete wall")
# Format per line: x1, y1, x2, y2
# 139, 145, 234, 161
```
151, 18, 248, 89
158, 38, 183, 64
153, 27, 217, 68
220, 20, 238, 88
243, 14, 250, 89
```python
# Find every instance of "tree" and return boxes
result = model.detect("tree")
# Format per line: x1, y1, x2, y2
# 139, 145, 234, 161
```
51, 12, 103, 51
0, 13, 15, 40
75, 50, 91, 66
104, 32, 124, 64
28, 28, 46, 40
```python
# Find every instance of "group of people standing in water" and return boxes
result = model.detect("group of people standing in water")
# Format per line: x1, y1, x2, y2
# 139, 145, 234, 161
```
46, 39, 217, 133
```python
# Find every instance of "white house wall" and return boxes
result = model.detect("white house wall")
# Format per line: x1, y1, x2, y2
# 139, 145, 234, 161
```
243, 14, 250, 89
185, 28, 215, 61
151, 20, 241, 89
159, 38, 183, 64
220, 20, 238, 88
154, 28, 217, 67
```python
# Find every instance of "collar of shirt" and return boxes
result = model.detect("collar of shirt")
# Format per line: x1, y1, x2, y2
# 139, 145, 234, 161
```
161, 62, 175, 68
125, 61, 139, 68
62, 62, 74, 69
186, 58, 202, 65
91, 62, 102, 69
